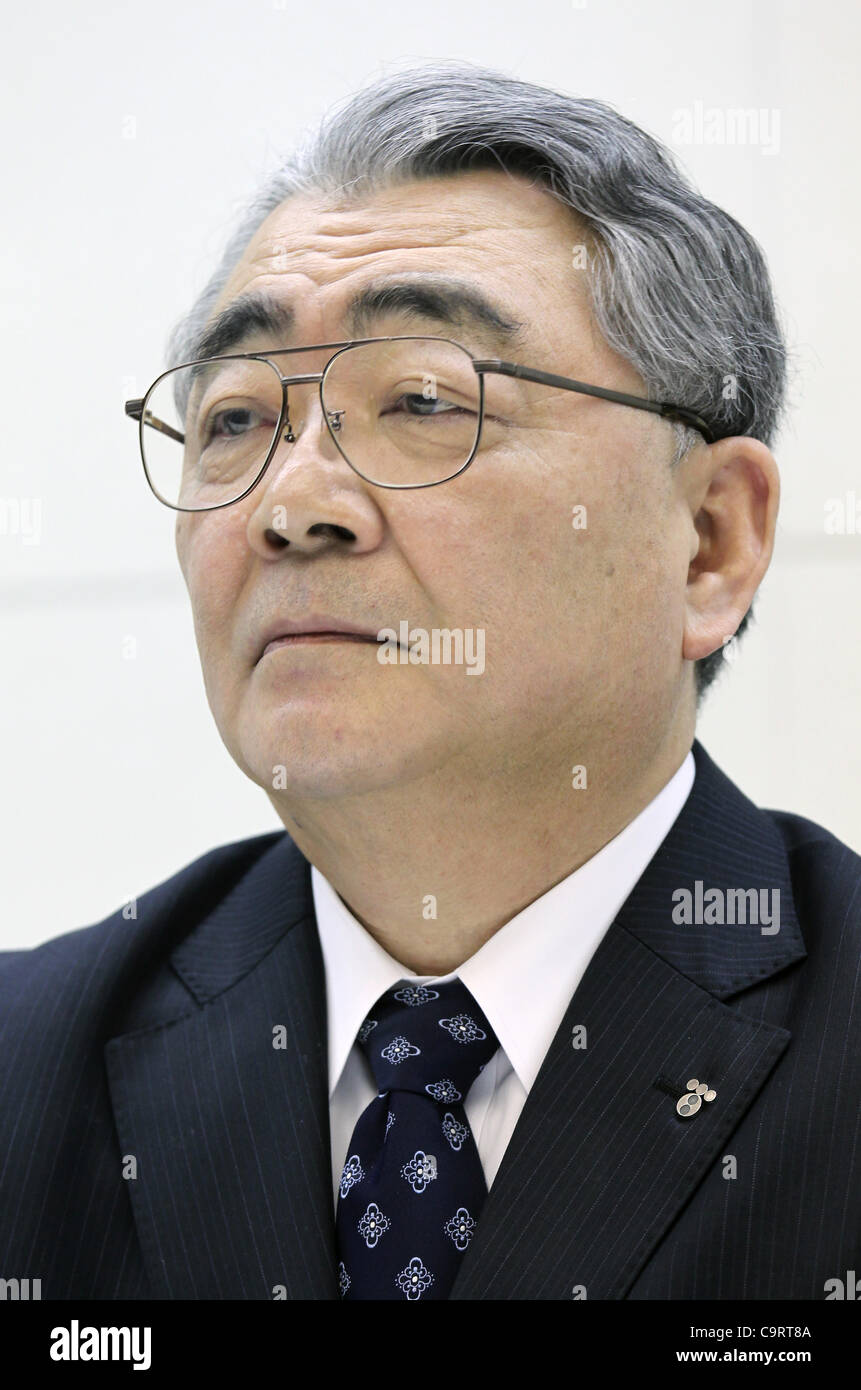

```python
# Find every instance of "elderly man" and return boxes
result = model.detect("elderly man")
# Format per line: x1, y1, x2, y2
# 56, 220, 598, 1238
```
2, 62, 859, 1303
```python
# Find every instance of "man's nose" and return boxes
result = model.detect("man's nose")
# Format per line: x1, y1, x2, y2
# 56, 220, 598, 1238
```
244, 383, 385, 557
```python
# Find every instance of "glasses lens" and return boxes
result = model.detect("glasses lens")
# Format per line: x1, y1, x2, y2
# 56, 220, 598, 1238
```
322, 338, 481, 486
141, 357, 283, 510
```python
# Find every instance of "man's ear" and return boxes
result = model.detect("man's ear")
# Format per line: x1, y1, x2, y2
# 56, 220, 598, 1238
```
681, 435, 780, 663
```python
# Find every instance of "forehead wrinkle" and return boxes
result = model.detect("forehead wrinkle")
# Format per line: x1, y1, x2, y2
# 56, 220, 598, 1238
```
213, 180, 591, 362
243, 175, 572, 277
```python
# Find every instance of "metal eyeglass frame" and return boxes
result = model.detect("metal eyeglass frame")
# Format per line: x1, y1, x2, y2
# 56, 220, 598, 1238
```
124, 334, 716, 512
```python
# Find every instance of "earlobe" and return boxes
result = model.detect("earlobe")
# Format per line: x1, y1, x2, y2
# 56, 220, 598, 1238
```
681, 436, 779, 664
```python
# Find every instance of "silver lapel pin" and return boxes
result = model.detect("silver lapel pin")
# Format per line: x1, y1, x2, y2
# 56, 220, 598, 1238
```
676, 1077, 717, 1117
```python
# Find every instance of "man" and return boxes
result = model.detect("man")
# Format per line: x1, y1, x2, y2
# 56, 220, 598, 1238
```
1, 62, 858, 1302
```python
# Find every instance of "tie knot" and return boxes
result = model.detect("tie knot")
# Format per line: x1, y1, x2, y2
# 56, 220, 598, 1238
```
357, 977, 499, 1102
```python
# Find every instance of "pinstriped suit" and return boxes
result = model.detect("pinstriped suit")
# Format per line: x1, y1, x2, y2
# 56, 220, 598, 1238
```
1, 739, 859, 1300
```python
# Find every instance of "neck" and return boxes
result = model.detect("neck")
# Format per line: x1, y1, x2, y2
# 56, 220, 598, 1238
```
270, 725, 694, 975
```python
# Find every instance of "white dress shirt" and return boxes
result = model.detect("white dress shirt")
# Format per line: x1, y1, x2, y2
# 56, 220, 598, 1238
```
313, 750, 695, 1209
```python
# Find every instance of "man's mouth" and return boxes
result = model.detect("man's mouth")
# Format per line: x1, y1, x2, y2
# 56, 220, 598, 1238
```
255, 614, 384, 664
261, 631, 381, 658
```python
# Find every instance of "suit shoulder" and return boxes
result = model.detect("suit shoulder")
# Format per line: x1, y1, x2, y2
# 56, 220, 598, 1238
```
767, 805, 861, 922
0, 829, 286, 1000
767, 804, 860, 866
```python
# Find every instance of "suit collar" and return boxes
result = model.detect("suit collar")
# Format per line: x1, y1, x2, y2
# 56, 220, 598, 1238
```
615, 740, 806, 998
167, 832, 314, 1004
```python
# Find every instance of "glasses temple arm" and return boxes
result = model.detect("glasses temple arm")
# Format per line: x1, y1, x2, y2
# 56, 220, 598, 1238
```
125, 399, 186, 446
471, 360, 715, 443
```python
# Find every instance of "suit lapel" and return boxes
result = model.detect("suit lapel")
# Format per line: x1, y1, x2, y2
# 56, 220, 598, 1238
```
450, 742, 807, 1300
449, 925, 791, 1299
105, 838, 339, 1300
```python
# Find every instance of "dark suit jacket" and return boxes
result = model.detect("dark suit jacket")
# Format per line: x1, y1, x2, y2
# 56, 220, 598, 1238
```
1, 740, 859, 1300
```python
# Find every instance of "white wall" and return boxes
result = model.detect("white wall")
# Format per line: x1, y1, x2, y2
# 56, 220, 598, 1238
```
2, 0, 859, 947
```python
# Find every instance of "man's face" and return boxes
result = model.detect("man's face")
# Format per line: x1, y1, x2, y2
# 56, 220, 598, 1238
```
175, 169, 695, 803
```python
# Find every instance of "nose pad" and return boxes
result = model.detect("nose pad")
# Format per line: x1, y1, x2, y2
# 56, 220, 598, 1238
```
279, 383, 318, 444
281, 397, 345, 444
281, 415, 341, 443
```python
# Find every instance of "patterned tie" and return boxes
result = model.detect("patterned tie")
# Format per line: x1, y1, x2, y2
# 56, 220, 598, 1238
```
335, 976, 499, 1300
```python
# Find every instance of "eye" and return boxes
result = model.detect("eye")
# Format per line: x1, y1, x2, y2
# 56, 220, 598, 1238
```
386, 392, 474, 418
196, 400, 278, 449
208, 406, 267, 438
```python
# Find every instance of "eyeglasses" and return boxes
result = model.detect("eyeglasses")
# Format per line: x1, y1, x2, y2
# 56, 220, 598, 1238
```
124, 335, 715, 512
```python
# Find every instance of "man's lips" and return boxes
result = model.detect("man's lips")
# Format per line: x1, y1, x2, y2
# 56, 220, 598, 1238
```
262, 631, 380, 657
256, 616, 382, 663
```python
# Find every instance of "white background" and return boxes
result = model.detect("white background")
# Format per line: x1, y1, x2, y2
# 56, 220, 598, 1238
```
2, 0, 859, 947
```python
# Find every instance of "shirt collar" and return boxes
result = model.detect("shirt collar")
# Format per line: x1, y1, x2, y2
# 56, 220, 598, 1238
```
313, 749, 695, 1098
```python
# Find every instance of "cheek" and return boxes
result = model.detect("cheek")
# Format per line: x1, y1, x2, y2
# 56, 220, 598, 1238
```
509, 451, 680, 674
178, 520, 248, 678
397, 466, 592, 646
591, 508, 687, 686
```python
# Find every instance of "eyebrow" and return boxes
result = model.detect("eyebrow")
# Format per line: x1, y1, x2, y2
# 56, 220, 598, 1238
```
190, 275, 529, 361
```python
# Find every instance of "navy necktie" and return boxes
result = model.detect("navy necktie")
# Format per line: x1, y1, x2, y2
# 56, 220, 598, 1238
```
335, 976, 499, 1300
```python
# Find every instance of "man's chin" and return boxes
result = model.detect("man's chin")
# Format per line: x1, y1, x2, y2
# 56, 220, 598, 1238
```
235, 722, 439, 805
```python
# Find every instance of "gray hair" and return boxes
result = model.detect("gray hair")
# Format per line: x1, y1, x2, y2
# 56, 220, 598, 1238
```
167, 60, 788, 699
